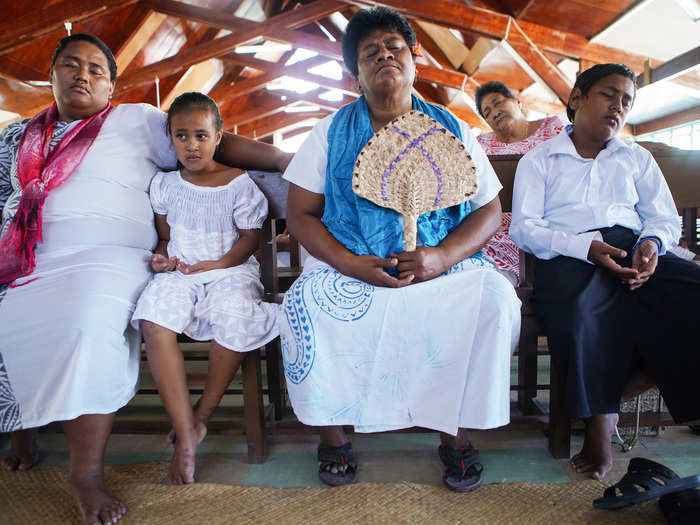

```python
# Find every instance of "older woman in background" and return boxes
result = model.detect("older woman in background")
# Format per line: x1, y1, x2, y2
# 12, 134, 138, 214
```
473, 81, 567, 284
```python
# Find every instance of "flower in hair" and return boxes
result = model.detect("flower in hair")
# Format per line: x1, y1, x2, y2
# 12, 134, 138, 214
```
412, 43, 423, 57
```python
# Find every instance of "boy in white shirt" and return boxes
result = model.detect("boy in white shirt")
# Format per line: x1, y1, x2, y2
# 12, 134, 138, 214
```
510, 63, 700, 480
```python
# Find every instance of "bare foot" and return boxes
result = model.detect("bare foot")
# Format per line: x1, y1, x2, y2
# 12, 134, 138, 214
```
169, 421, 207, 484
2, 429, 39, 471
571, 413, 618, 480
70, 473, 127, 525
167, 401, 209, 445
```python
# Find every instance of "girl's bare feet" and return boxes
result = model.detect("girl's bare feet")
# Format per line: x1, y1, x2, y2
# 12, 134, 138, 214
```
2, 429, 39, 471
571, 413, 618, 480
70, 473, 126, 525
167, 400, 210, 444
168, 420, 207, 484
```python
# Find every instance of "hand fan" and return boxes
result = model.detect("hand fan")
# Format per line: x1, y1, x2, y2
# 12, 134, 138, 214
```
352, 110, 478, 251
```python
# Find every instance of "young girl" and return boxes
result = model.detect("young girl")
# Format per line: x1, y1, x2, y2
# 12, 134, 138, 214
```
510, 64, 700, 480
131, 92, 278, 484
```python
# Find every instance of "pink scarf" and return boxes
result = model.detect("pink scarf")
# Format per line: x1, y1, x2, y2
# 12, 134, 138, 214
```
0, 102, 113, 285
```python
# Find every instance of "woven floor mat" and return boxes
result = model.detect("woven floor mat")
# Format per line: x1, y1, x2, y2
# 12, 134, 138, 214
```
0, 462, 665, 524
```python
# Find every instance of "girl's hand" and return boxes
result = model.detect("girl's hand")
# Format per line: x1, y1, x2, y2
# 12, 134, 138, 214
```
390, 247, 448, 282
177, 260, 221, 274
151, 254, 179, 272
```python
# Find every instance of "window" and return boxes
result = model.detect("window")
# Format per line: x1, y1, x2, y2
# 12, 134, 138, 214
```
635, 120, 700, 150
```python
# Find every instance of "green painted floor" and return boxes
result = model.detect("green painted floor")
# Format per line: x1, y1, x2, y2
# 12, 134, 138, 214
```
3, 423, 699, 489
2, 354, 698, 488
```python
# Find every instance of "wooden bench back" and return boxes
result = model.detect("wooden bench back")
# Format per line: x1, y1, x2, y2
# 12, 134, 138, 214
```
489, 150, 700, 211
489, 149, 700, 252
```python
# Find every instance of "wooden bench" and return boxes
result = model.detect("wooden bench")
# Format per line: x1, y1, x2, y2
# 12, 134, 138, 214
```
490, 148, 700, 458
146, 149, 695, 463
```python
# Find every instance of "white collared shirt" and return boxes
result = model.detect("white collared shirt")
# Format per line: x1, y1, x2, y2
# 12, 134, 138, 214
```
510, 126, 681, 262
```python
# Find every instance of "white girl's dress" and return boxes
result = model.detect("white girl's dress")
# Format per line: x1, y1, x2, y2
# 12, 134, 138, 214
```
131, 172, 278, 352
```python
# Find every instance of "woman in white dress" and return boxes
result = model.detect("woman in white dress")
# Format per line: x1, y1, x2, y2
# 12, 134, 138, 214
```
0, 34, 289, 524
281, 7, 520, 490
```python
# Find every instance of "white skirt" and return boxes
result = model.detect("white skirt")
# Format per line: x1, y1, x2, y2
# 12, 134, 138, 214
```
131, 264, 279, 352
279, 256, 521, 435
0, 245, 151, 431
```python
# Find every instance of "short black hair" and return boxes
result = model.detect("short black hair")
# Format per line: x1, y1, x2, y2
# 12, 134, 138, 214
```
342, 6, 417, 77
475, 81, 517, 118
167, 92, 223, 135
51, 33, 117, 82
567, 63, 636, 122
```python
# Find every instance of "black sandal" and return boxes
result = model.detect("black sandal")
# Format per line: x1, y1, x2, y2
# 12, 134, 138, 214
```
660, 487, 700, 525
318, 442, 358, 487
438, 444, 483, 492
593, 458, 700, 510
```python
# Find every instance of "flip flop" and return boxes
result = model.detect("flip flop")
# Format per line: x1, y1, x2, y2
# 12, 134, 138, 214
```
438, 444, 483, 493
593, 457, 700, 510
317, 442, 357, 487
659, 487, 700, 525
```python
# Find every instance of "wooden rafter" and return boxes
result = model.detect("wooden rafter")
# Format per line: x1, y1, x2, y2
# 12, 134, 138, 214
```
237, 110, 329, 138
638, 46, 700, 88
633, 104, 700, 136
220, 54, 357, 99
501, 20, 572, 103
0, 0, 140, 56
224, 90, 343, 128
114, 0, 345, 94
114, 10, 168, 74
345, 0, 653, 71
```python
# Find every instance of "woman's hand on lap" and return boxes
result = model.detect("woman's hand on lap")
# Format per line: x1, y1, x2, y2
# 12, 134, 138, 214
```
151, 254, 178, 273
341, 255, 414, 288
391, 247, 448, 282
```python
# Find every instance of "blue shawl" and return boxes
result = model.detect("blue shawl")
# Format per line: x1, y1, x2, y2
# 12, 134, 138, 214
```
322, 95, 472, 259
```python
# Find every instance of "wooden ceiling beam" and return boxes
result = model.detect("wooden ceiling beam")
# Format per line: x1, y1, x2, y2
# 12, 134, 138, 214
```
237, 111, 328, 138
115, 10, 168, 74
633, 105, 700, 136
344, 0, 652, 71
115, 0, 345, 94
219, 55, 334, 102
414, 20, 470, 70
415, 64, 478, 99
413, 25, 453, 70
637, 46, 700, 88
501, 21, 572, 103
224, 90, 343, 128
140, 0, 251, 31
221, 54, 357, 99
0, 0, 140, 56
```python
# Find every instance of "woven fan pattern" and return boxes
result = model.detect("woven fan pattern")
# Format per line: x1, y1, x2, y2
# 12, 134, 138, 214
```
353, 110, 477, 251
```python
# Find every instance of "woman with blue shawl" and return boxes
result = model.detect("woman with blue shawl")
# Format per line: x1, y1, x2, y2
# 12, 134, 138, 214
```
281, 7, 520, 491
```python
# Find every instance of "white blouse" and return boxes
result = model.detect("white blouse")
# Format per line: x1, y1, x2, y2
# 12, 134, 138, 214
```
150, 171, 268, 266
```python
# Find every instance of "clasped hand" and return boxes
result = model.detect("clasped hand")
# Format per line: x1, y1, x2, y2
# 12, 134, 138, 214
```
587, 239, 658, 290
341, 246, 447, 288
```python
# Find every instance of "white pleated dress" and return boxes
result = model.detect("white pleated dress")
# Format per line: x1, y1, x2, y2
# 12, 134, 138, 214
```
280, 115, 521, 435
0, 104, 176, 432
131, 172, 278, 351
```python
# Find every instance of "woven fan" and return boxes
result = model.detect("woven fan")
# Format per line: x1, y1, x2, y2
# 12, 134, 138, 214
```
352, 110, 478, 251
